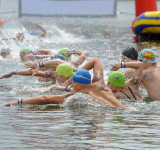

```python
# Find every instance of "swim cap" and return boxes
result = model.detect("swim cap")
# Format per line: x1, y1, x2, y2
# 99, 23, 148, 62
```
51, 54, 65, 61
56, 63, 73, 77
16, 33, 24, 38
29, 31, 35, 36
58, 48, 71, 60
1, 47, 11, 54
122, 47, 138, 60
20, 48, 31, 53
108, 71, 125, 87
42, 58, 51, 70
139, 49, 156, 63
73, 69, 91, 84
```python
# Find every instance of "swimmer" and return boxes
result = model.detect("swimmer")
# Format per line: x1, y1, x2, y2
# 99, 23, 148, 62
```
19, 63, 75, 92
30, 48, 89, 77
29, 47, 88, 64
121, 46, 139, 80
3, 57, 133, 111
20, 48, 52, 61
0, 47, 12, 59
136, 49, 160, 100
2, 23, 46, 42
2, 32, 24, 42
0, 54, 66, 83
112, 48, 160, 101
33, 23, 47, 37
108, 61, 143, 101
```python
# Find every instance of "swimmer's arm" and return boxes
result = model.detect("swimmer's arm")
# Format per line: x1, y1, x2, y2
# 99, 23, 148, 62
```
111, 62, 143, 86
0, 69, 55, 79
103, 92, 134, 110
42, 59, 66, 68
71, 50, 89, 67
33, 70, 56, 79
126, 62, 143, 86
81, 57, 104, 83
35, 55, 53, 59
49, 85, 74, 92
0, 69, 33, 79
111, 62, 143, 71
34, 49, 52, 55
2, 37, 16, 40
34, 23, 47, 37
15, 69, 33, 76
31, 59, 64, 77
90, 90, 133, 110
3, 92, 74, 106
25, 62, 38, 69
124, 69, 135, 80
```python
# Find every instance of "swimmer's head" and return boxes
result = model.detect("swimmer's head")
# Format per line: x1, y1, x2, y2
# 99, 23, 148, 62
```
29, 31, 35, 36
1, 47, 11, 54
16, 32, 24, 38
1, 47, 11, 57
58, 48, 71, 60
20, 48, 32, 60
72, 69, 91, 84
51, 54, 65, 61
139, 49, 156, 63
122, 47, 138, 60
108, 71, 125, 87
56, 63, 73, 77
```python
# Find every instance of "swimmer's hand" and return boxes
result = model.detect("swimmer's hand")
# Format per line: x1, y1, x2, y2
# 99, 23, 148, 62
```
24, 54, 36, 61
25, 62, 37, 69
0, 72, 13, 79
31, 64, 41, 78
3, 101, 17, 106
128, 108, 135, 111
64, 50, 72, 57
49, 85, 66, 91
111, 63, 121, 71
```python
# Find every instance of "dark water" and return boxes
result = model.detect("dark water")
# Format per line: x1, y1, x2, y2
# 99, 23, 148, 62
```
1, 0, 160, 149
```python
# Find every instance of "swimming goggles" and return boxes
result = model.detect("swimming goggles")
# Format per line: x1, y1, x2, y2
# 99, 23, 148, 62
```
55, 72, 60, 77
1, 52, 6, 56
122, 55, 127, 59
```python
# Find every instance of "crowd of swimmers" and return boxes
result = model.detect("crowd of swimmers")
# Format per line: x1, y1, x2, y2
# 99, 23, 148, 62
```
1, 36, 160, 111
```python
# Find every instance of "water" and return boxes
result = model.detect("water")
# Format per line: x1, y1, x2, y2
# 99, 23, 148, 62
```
1, 0, 160, 149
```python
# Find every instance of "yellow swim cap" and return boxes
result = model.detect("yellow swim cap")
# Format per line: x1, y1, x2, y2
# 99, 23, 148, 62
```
56, 63, 73, 77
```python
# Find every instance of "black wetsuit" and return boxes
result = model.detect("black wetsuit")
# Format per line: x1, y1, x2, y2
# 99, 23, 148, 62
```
120, 87, 137, 100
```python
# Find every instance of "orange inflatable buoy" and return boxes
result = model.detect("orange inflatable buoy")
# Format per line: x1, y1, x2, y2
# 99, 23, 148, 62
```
135, 0, 157, 17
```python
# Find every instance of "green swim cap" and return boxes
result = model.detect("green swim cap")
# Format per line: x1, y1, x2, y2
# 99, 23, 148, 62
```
108, 71, 125, 87
20, 48, 31, 53
56, 63, 73, 77
58, 48, 71, 60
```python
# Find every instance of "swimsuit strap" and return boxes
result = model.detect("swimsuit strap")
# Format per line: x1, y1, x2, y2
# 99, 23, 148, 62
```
119, 91, 131, 100
128, 87, 137, 101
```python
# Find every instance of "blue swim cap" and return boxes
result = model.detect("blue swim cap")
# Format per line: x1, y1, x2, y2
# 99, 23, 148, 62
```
139, 49, 156, 63
29, 31, 35, 36
73, 69, 91, 84
51, 54, 65, 61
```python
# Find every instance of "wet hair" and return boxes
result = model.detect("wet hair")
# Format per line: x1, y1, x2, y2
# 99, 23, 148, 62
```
122, 47, 138, 60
